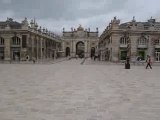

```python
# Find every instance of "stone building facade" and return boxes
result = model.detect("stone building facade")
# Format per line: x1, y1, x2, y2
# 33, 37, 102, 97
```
99, 17, 160, 62
0, 18, 62, 62
62, 25, 99, 58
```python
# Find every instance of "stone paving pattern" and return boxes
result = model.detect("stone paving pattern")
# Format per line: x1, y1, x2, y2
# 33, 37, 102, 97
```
0, 59, 160, 120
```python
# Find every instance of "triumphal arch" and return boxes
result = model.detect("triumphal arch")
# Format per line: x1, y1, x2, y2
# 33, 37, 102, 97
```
62, 25, 99, 58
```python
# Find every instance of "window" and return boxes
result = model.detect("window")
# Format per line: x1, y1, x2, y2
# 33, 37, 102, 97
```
12, 36, 21, 45
22, 35, 27, 48
138, 37, 147, 45
0, 37, 4, 45
155, 52, 160, 62
120, 37, 128, 45
155, 39, 160, 45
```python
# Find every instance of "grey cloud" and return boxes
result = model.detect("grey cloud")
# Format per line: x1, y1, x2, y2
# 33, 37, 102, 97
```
0, 0, 127, 20
1, 0, 160, 35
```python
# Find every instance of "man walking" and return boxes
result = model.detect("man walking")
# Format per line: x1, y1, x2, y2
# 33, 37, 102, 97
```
146, 55, 152, 69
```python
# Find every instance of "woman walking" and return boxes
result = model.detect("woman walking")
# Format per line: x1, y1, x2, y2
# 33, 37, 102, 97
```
146, 55, 152, 69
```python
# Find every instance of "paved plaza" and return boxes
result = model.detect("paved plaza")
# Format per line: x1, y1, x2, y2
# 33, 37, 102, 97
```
0, 59, 160, 120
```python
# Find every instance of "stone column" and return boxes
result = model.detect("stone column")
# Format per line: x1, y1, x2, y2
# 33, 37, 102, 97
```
62, 41, 65, 57
36, 36, 39, 61
54, 50, 56, 60
46, 40, 48, 59
50, 41, 52, 59
111, 35, 120, 62
85, 40, 88, 57
88, 40, 91, 57
70, 40, 72, 55
4, 36, 11, 61
31, 35, 34, 60
19, 35, 22, 61
27, 34, 32, 60
40, 38, 43, 62
130, 35, 138, 62
148, 35, 155, 61
70, 40, 74, 57
73, 41, 76, 57
54, 42, 57, 60
43, 39, 46, 59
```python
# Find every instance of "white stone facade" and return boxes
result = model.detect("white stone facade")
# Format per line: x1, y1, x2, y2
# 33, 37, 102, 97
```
99, 17, 160, 62
62, 25, 99, 58
0, 18, 62, 62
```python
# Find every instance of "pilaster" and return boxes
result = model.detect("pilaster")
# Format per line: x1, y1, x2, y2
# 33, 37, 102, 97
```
111, 34, 120, 62
4, 36, 11, 61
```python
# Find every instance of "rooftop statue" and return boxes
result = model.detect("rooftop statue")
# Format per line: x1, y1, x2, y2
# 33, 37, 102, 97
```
77, 24, 84, 31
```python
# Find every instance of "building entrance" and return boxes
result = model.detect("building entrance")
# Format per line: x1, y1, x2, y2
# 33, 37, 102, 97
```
91, 47, 95, 58
0, 48, 4, 60
76, 41, 85, 58
12, 50, 20, 61
155, 52, 160, 62
66, 47, 70, 57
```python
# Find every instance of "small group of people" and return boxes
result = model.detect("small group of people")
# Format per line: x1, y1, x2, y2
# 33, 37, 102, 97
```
135, 55, 152, 69
93, 55, 100, 61
26, 55, 36, 64
91, 53, 100, 61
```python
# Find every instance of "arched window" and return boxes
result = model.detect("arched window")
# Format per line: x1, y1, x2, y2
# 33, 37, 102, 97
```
120, 37, 128, 45
0, 37, 4, 45
155, 39, 160, 45
138, 36, 147, 45
12, 36, 21, 45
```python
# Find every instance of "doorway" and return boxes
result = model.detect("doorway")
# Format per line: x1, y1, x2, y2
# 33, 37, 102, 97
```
120, 50, 127, 60
12, 50, 20, 61
91, 47, 95, 58
155, 52, 160, 62
138, 51, 145, 61
0, 48, 4, 60
76, 41, 85, 58
66, 47, 70, 57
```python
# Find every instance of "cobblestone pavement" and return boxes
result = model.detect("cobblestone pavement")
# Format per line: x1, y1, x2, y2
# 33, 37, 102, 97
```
0, 57, 68, 65
0, 59, 160, 120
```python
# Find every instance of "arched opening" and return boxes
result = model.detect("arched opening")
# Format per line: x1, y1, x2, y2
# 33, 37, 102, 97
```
66, 47, 70, 57
11, 36, 21, 61
120, 37, 129, 45
91, 47, 95, 58
12, 36, 21, 45
138, 36, 147, 45
76, 41, 84, 58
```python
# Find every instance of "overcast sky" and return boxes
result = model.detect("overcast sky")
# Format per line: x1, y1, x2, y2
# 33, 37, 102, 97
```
0, 0, 160, 35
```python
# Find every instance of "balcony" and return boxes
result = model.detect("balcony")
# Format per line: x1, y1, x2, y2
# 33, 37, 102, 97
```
155, 44, 160, 48
11, 45, 21, 47
0, 45, 4, 47
137, 44, 148, 48
120, 44, 127, 48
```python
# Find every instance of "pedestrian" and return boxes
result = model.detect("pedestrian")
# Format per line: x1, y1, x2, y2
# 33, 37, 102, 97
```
146, 55, 152, 69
